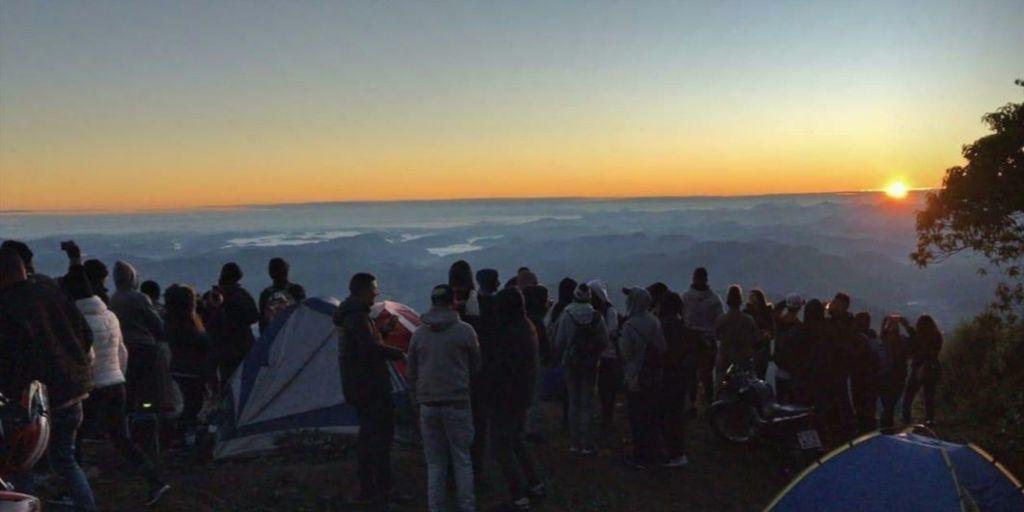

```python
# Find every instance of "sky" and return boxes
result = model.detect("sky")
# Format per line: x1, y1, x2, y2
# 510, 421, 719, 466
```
1, 1, 1022, 212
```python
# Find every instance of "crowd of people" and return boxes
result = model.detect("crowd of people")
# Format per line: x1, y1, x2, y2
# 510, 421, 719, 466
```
0, 239, 945, 512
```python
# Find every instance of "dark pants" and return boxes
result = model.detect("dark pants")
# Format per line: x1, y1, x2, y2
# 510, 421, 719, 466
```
353, 398, 395, 502
850, 372, 878, 433
470, 386, 490, 479
78, 384, 162, 487
696, 336, 717, 408
597, 357, 622, 430
902, 364, 938, 423
627, 390, 662, 465
661, 386, 687, 459
490, 406, 539, 502
174, 375, 206, 435
878, 373, 906, 429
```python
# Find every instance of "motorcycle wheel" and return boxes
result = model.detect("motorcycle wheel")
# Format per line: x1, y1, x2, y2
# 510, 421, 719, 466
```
708, 400, 755, 444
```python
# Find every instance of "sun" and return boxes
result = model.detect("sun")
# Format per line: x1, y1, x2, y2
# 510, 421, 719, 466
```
884, 181, 909, 200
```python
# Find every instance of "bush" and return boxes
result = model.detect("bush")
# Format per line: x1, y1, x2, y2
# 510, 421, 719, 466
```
939, 312, 1024, 473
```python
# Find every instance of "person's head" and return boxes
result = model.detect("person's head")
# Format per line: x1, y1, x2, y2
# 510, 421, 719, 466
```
726, 284, 743, 309
916, 315, 941, 340
164, 284, 204, 335
522, 285, 549, 315
803, 299, 825, 324
430, 284, 455, 310
692, 267, 708, 287
475, 268, 500, 295
784, 293, 805, 314
140, 280, 161, 304
448, 260, 475, 292
496, 287, 527, 324
517, 269, 539, 287
573, 283, 592, 304
112, 260, 139, 290
503, 276, 518, 289
660, 291, 684, 318
349, 272, 379, 304
0, 247, 28, 289
623, 286, 653, 316
747, 288, 769, 312
268, 257, 290, 284
830, 292, 851, 316
0, 240, 34, 275
881, 314, 903, 338
646, 282, 669, 312
219, 262, 243, 286
557, 277, 578, 305
83, 259, 108, 286
854, 311, 872, 331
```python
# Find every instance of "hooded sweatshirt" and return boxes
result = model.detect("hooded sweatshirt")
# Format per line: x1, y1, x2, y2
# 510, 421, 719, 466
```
335, 295, 404, 405
619, 287, 666, 391
682, 284, 724, 336
109, 261, 164, 347
714, 305, 758, 367
553, 300, 609, 367
407, 307, 481, 405
586, 279, 620, 359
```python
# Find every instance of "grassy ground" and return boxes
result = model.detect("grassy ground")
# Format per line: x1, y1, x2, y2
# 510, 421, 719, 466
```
80, 402, 792, 512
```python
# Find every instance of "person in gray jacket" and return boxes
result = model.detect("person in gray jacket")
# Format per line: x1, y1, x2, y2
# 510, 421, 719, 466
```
714, 285, 758, 397
619, 287, 666, 468
553, 283, 608, 454
681, 267, 724, 412
407, 285, 481, 512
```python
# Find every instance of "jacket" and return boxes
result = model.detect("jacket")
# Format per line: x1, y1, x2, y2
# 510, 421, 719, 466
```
335, 296, 404, 405
619, 288, 666, 391
207, 283, 259, 366
586, 279, 621, 359
490, 288, 539, 412
407, 307, 481, 405
0, 280, 94, 408
77, 296, 128, 388
258, 281, 307, 332
553, 301, 609, 368
714, 307, 758, 367
682, 285, 724, 335
109, 261, 164, 347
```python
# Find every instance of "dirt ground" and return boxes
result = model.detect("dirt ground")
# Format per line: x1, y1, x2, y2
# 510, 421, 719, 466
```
75, 402, 792, 512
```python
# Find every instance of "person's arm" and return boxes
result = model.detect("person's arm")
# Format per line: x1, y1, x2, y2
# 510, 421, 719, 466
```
238, 290, 260, 325
142, 300, 165, 340
406, 335, 419, 403
354, 315, 404, 361
291, 284, 307, 302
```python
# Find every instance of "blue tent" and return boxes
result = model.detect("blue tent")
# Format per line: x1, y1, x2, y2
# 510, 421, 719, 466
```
214, 297, 409, 459
766, 432, 1024, 511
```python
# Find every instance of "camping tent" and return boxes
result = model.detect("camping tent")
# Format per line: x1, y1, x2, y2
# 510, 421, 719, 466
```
214, 297, 415, 459
766, 432, 1024, 512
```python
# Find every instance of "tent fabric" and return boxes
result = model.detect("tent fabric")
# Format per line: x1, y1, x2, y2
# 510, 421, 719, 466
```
214, 297, 412, 459
767, 432, 1024, 512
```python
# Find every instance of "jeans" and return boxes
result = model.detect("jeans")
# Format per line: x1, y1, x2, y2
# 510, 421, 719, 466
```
353, 398, 395, 502
661, 386, 688, 459
878, 373, 907, 429
78, 384, 162, 488
420, 403, 475, 512
903, 364, 939, 423
565, 364, 598, 449
15, 402, 97, 512
490, 406, 540, 502
597, 358, 622, 430
696, 336, 717, 408
470, 386, 490, 479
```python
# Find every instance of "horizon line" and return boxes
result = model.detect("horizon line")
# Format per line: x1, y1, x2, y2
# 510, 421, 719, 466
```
0, 187, 932, 217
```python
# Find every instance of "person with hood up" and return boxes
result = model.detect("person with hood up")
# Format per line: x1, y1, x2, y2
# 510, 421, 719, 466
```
546, 277, 577, 432
657, 291, 696, 467
0, 247, 97, 511
714, 285, 758, 398
407, 285, 481, 512
258, 257, 306, 333
470, 268, 501, 483
522, 283, 550, 443
109, 260, 174, 418
335, 272, 405, 508
490, 287, 545, 511
553, 283, 609, 454
204, 262, 259, 383
681, 267, 724, 411
587, 279, 622, 441
619, 287, 667, 469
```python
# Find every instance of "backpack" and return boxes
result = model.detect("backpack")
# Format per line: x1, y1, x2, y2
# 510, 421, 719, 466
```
636, 331, 664, 390
565, 313, 605, 366
263, 289, 297, 326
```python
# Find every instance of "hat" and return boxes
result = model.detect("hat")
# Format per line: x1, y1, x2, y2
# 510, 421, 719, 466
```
574, 283, 592, 303
785, 293, 805, 310
431, 284, 454, 306
0, 240, 33, 272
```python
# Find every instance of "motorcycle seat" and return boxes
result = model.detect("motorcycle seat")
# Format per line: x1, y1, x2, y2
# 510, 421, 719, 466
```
762, 402, 813, 420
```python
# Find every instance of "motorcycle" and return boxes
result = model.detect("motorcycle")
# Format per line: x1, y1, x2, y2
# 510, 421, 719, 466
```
708, 362, 823, 472
0, 381, 50, 512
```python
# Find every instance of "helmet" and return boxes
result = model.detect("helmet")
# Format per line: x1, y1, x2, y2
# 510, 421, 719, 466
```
0, 382, 50, 476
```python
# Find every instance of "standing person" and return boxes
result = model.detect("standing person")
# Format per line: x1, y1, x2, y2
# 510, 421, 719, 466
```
470, 268, 500, 483
656, 291, 694, 467
770, 294, 805, 403
522, 284, 550, 443
902, 315, 944, 426
449, 260, 481, 319
681, 267, 724, 412
109, 261, 174, 419
0, 240, 53, 285
0, 248, 97, 511
852, 312, 880, 432
83, 259, 110, 304
407, 285, 481, 512
546, 277, 577, 432
258, 257, 306, 333
586, 279, 621, 442
140, 280, 165, 319
825, 292, 859, 438
714, 285, 758, 398
619, 287, 666, 469
743, 289, 774, 378
164, 285, 216, 448
335, 273, 405, 508
205, 262, 259, 383
553, 283, 608, 454
878, 315, 911, 429
490, 287, 545, 511
799, 300, 830, 409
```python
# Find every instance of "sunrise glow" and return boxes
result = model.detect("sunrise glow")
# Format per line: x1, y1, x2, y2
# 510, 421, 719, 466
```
884, 182, 909, 200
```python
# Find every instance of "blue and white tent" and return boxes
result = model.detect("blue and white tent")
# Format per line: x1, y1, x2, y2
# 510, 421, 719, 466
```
766, 431, 1024, 512
214, 297, 408, 459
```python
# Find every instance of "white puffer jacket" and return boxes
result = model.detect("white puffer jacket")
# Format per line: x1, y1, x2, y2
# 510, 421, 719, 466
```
76, 296, 128, 388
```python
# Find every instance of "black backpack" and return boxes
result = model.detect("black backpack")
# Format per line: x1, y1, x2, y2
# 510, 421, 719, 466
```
565, 313, 606, 366
627, 323, 664, 389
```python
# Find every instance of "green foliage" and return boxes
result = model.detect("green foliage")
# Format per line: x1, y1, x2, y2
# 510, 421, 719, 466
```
912, 79, 1024, 318
939, 312, 1024, 470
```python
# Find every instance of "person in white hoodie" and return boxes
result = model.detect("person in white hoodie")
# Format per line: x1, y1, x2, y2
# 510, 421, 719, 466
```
586, 279, 621, 440
681, 267, 724, 412
64, 251, 170, 506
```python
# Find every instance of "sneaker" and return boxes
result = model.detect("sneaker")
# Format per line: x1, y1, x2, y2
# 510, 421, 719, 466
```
512, 496, 531, 510
145, 483, 172, 506
625, 458, 650, 470
662, 455, 689, 468
581, 447, 595, 455
569, 445, 580, 453
528, 483, 547, 500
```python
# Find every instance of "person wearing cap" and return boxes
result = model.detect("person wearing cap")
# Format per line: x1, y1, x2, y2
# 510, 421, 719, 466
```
586, 278, 622, 442
258, 257, 306, 333
713, 285, 758, 398
407, 284, 481, 512
681, 267, 724, 412
204, 262, 259, 383
553, 283, 609, 454
770, 293, 805, 402
619, 287, 667, 469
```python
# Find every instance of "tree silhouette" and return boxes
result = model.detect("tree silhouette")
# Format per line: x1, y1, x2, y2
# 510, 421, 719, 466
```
912, 79, 1024, 319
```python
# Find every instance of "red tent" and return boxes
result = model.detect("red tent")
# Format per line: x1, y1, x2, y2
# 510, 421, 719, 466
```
370, 300, 422, 376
